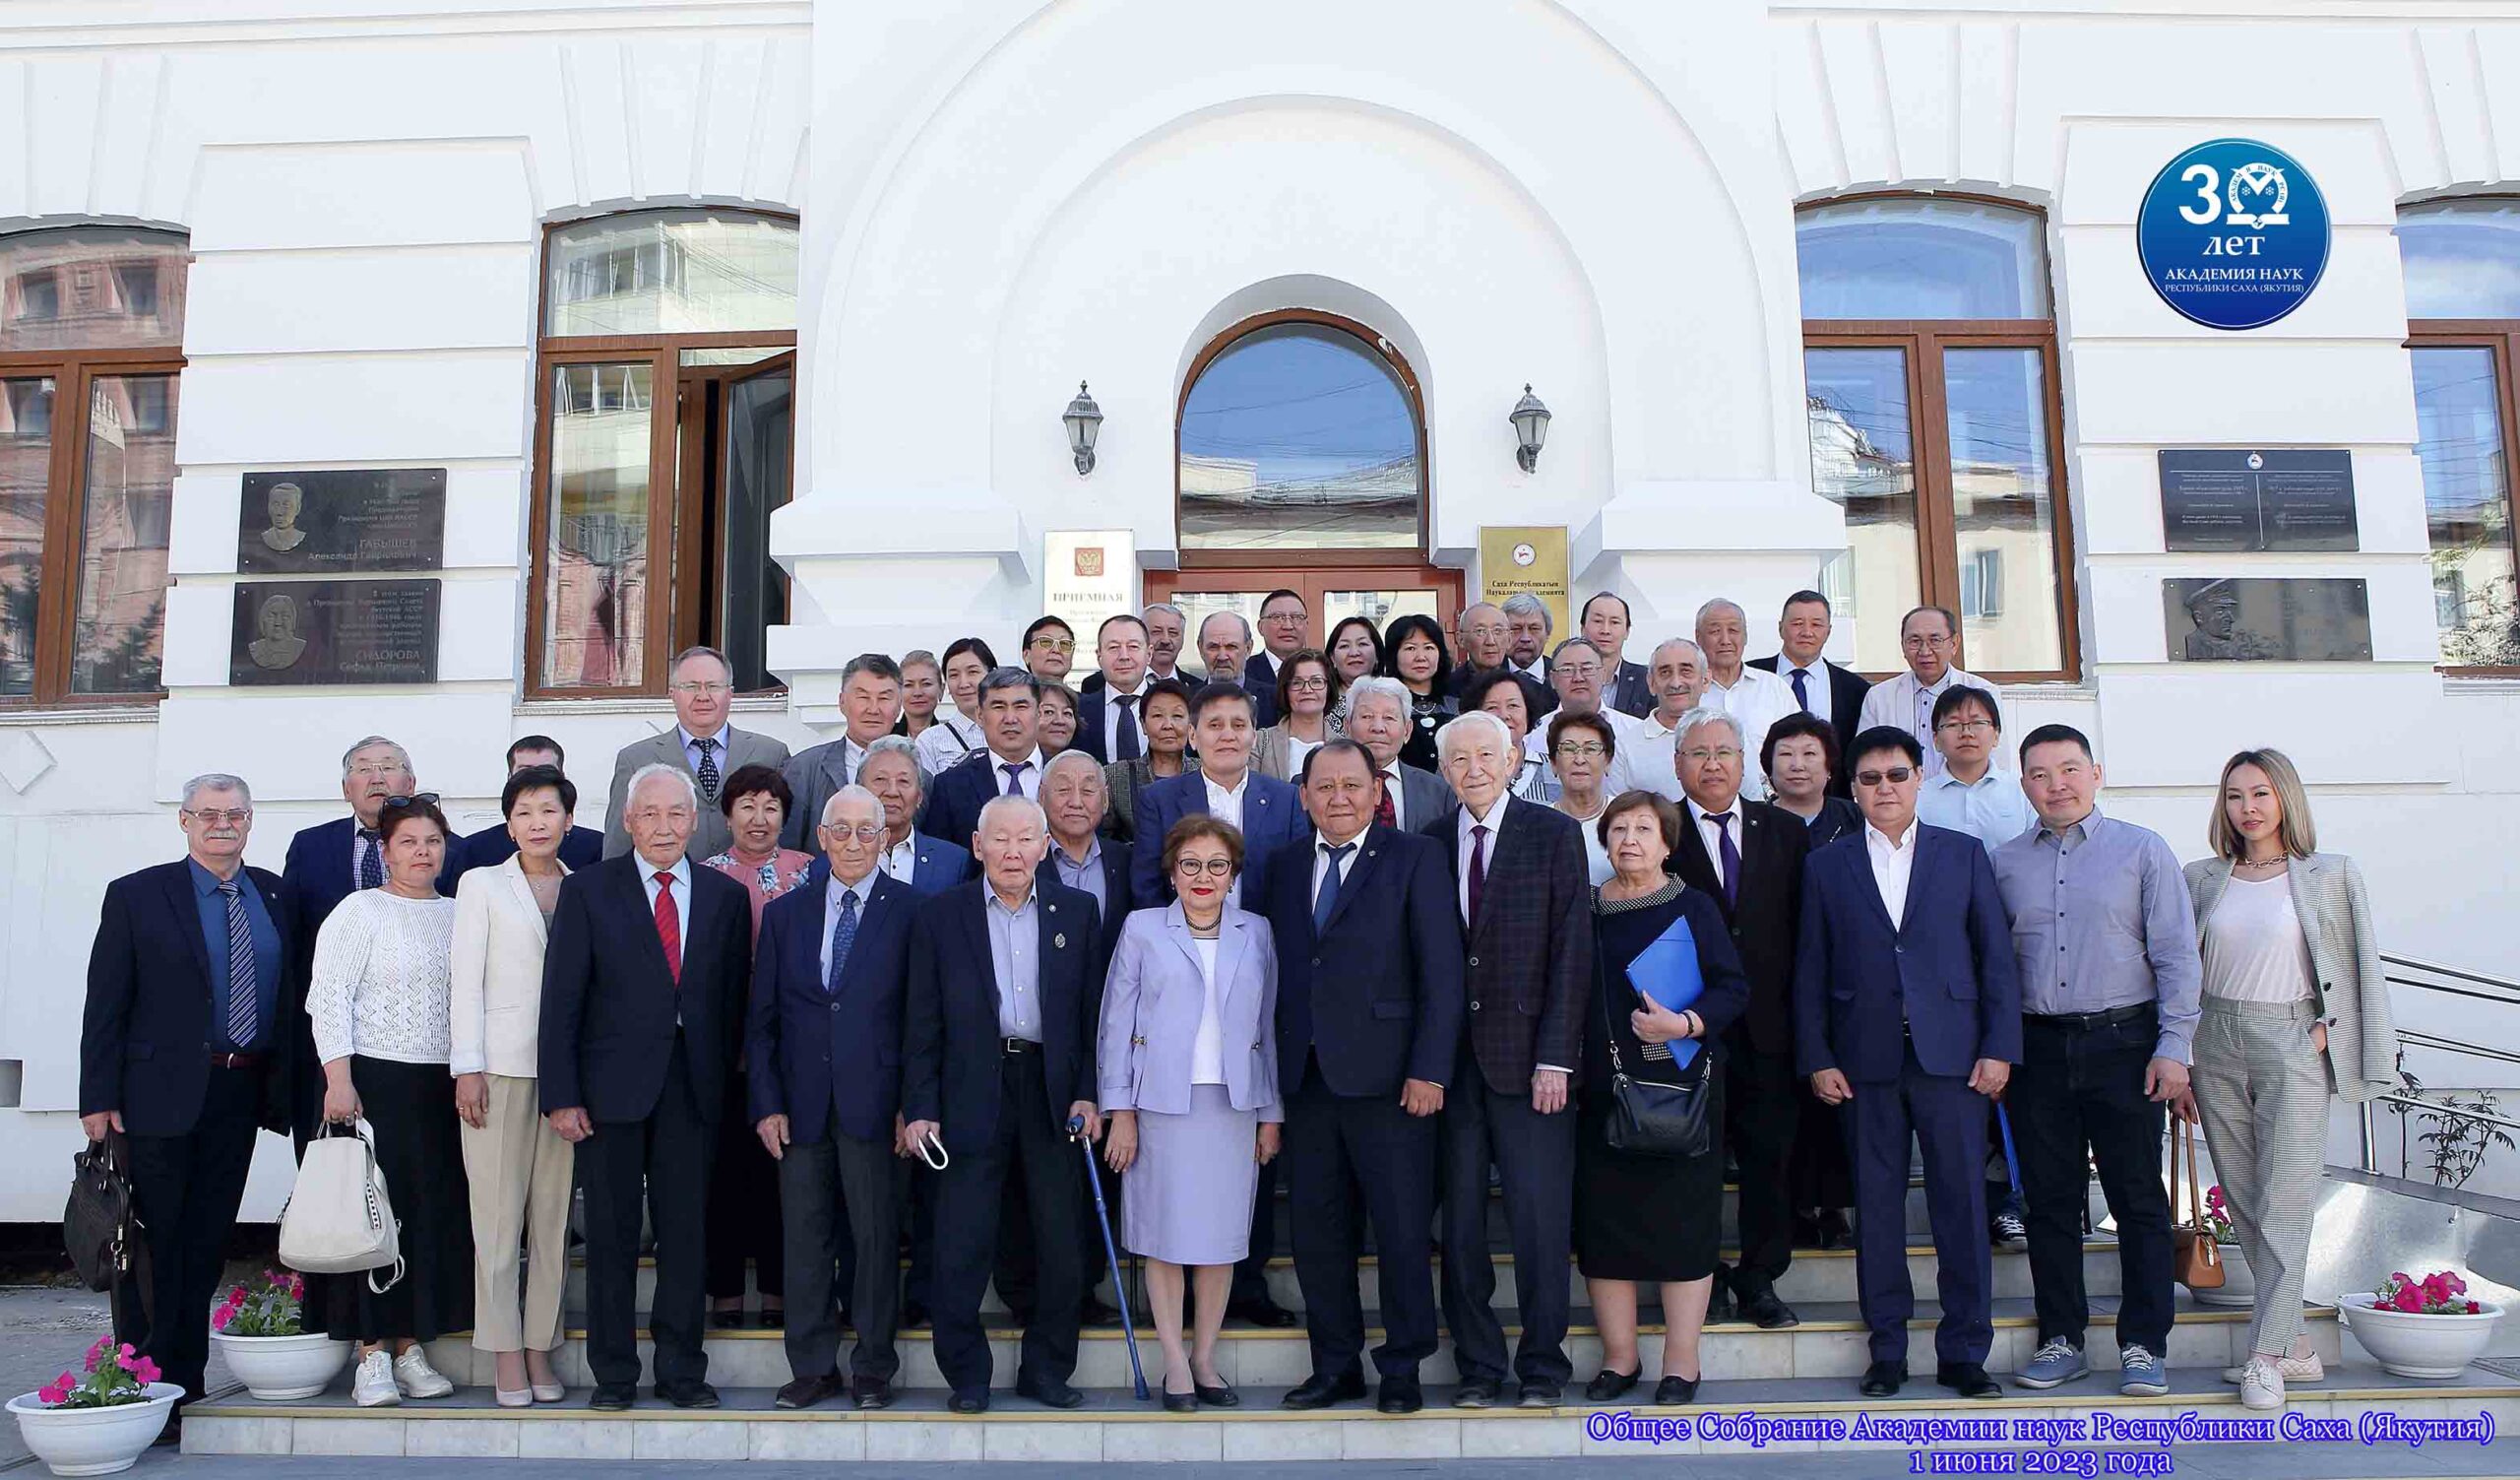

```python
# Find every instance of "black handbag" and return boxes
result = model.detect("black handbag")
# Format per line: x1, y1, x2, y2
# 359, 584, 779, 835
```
64, 1135, 138, 1294
1596, 924, 1716, 1159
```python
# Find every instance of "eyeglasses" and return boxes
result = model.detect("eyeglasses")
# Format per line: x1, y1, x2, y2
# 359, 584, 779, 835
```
1174, 857, 1235, 878
1029, 638, 1077, 653
182, 807, 252, 826
1853, 768, 1917, 789
669, 680, 733, 695
382, 793, 441, 808
1260, 611, 1304, 625
822, 822, 885, 842
1553, 741, 1607, 759
1287, 676, 1330, 691
1680, 746, 1742, 764
1901, 633, 1952, 651
1935, 719, 1993, 736
1555, 662, 1603, 678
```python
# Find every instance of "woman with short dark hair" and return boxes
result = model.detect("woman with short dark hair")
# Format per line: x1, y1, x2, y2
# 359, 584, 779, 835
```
1762, 712, 1862, 850
1324, 617, 1384, 731
1548, 710, 1619, 883
1380, 613, 1456, 772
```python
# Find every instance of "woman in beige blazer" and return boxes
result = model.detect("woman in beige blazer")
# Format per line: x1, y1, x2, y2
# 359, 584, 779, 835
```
1249, 650, 1343, 783
449, 764, 578, 1406
2182, 746, 2399, 1411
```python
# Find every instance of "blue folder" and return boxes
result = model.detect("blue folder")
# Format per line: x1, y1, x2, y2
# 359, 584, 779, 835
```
1624, 916, 1706, 1069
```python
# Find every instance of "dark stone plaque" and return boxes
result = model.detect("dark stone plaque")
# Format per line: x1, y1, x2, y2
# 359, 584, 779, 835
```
237, 469, 445, 574
2164, 577, 2370, 662
230, 580, 440, 685
2159, 450, 2358, 552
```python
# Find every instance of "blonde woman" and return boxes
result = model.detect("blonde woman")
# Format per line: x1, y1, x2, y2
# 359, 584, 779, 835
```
2182, 747, 2399, 1413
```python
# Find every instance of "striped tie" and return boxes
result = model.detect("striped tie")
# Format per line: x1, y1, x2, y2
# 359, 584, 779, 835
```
217, 880, 259, 1048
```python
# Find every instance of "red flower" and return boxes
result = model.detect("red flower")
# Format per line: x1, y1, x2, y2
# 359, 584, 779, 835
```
2392, 1285, 2424, 1313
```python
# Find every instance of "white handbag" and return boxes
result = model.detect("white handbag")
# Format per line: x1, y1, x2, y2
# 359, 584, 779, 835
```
278, 1119, 405, 1293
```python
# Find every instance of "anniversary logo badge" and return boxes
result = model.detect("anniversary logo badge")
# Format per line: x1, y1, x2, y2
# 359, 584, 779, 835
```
2137, 137, 2331, 330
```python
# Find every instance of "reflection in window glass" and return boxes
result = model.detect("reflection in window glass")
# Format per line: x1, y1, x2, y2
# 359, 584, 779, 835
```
545, 211, 797, 338
1803, 348, 1921, 673
72, 375, 177, 694
1796, 200, 2049, 320
1944, 349, 2063, 673
1322, 588, 1437, 634
2414, 347, 2519, 666
543, 362, 654, 687
1178, 323, 1421, 551
0, 377, 53, 695
717, 366, 793, 692
2399, 201, 2520, 320
0, 228, 187, 354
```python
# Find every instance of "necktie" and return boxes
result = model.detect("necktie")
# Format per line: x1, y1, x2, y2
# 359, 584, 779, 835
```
1374, 772, 1397, 829
827, 889, 859, 992
693, 738, 722, 804
1711, 811, 1740, 909
356, 828, 383, 890
217, 880, 259, 1048
1791, 668, 1811, 712
1002, 760, 1031, 797
1467, 823, 1489, 927
653, 871, 682, 983
1115, 695, 1142, 763
1312, 843, 1355, 935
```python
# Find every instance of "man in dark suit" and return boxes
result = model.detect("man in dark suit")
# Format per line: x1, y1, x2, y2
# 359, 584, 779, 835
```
780, 654, 905, 850
1670, 709, 1812, 1330
279, 735, 444, 1140
81, 774, 290, 1427
1130, 682, 1304, 909
1421, 713, 1589, 1409
918, 668, 1046, 850
541, 763, 755, 1412
1749, 590, 1871, 796
1074, 614, 1152, 766
749, 786, 915, 1411
1240, 588, 1306, 728
1580, 593, 1654, 718
1264, 740, 1465, 1415
1794, 726, 2021, 1401
452, 736, 604, 878
901, 796, 1107, 1413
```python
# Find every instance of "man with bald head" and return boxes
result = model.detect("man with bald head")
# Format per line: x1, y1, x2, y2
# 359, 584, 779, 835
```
1447, 603, 1512, 696
1695, 598, 1796, 800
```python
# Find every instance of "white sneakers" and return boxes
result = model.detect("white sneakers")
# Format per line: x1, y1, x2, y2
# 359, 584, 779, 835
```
351, 1350, 399, 1408
2220, 1348, 2323, 1384
394, 1347, 456, 1399
2237, 1356, 2285, 1411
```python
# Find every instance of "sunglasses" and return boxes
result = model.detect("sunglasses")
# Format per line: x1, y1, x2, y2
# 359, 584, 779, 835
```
1853, 769, 1916, 789
382, 793, 441, 808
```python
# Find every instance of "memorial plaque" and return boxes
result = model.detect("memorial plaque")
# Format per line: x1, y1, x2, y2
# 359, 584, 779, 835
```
230, 579, 440, 685
237, 468, 446, 574
2159, 450, 2358, 552
2163, 577, 2370, 663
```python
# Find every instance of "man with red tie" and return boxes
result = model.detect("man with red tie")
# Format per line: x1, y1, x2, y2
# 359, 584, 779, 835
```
541, 763, 753, 1412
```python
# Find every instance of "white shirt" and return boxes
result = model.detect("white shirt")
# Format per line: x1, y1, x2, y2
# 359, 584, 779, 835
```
985, 747, 1046, 802
2202, 873, 2315, 1004
1703, 666, 1795, 801
1858, 668, 1995, 779
1511, 655, 1548, 687
1287, 734, 1325, 781
1203, 769, 1249, 832
1454, 795, 1509, 926
914, 711, 985, 774
1188, 933, 1226, 1085
878, 833, 919, 885
1918, 767, 2037, 855
1685, 797, 1743, 887
1102, 680, 1151, 760
307, 889, 457, 1066
1775, 655, 1835, 728
820, 871, 875, 982
1864, 820, 1918, 931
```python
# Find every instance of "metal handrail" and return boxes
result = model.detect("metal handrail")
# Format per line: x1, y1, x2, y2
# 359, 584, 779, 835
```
2381, 951, 2520, 994
2360, 1093, 2520, 1175
2355, 955, 2520, 1173
2399, 1029, 2520, 1069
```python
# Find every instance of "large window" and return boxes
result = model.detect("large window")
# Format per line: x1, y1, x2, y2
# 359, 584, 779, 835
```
530, 209, 796, 694
0, 227, 185, 703
2403, 199, 2520, 669
1796, 198, 2076, 680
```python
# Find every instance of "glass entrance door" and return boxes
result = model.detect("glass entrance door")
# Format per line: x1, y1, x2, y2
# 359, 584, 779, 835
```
1145, 566, 1463, 654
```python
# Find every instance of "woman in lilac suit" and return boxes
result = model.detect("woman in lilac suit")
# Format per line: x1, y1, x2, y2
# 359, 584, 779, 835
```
1098, 815, 1282, 1411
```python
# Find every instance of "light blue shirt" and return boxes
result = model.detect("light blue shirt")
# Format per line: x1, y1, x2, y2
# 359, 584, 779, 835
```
820, 871, 874, 982
1917, 768, 2036, 856
677, 724, 732, 776
1050, 839, 1106, 915
984, 886, 1043, 1042
1990, 808, 2205, 1063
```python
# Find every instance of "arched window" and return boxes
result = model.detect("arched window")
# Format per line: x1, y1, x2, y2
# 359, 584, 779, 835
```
1796, 198, 2076, 680
531, 208, 796, 694
2402, 199, 2520, 669
0, 226, 186, 703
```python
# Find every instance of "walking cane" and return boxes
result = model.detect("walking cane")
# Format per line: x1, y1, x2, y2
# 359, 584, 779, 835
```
1995, 1104, 2024, 1199
1070, 1115, 1149, 1400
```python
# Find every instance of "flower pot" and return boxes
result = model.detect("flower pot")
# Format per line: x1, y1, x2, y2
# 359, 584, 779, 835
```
7, 1383, 181, 1476
2339, 1295, 2505, 1380
2193, 1244, 2255, 1308
212, 1330, 348, 1400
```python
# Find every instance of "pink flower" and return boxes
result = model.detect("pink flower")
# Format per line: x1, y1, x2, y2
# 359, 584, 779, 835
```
2393, 1285, 2425, 1313
2445, 1272, 2470, 1296
84, 1335, 109, 1367
38, 1376, 71, 1406
130, 1358, 159, 1385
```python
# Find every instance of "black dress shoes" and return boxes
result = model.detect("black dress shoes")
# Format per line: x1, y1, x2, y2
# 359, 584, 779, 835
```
1653, 1375, 1699, 1406
1377, 1374, 1423, 1414
1195, 1382, 1239, 1408
1738, 1290, 1800, 1330
1081, 1299, 1121, 1327
851, 1377, 895, 1410
1282, 1371, 1368, 1409
655, 1379, 721, 1409
774, 1373, 846, 1409
709, 1309, 744, 1330
1858, 1360, 1905, 1397
1015, 1373, 1084, 1409
589, 1383, 637, 1411
1584, 1368, 1640, 1402
1937, 1363, 2002, 1400
948, 1387, 989, 1414
1452, 1377, 1502, 1409
1162, 1385, 1198, 1414
1227, 1295, 1300, 1328
1817, 1208, 1853, 1250
757, 1307, 785, 1329
1705, 1282, 1736, 1323
1517, 1381, 1562, 1409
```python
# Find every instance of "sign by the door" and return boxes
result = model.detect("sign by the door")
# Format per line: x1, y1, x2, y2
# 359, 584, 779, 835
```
1043, 530, 1138, 676
1479, 525, 1569, 635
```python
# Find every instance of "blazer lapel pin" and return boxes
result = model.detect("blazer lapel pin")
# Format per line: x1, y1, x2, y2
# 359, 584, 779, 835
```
1053, 933, 1068, 949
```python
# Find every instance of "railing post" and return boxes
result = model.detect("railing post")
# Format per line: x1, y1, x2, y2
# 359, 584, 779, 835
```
2360, 1102, 2376, 1174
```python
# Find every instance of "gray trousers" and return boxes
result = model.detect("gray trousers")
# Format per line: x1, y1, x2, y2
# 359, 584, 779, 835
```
2191, 997, 2328, 1357
779, 1131, 903, 1383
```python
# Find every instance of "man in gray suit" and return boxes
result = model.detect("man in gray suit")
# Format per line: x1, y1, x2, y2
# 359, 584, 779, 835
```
604, 646, 792, 862
782, 654, 906, 851
1344, 677, 1453, 832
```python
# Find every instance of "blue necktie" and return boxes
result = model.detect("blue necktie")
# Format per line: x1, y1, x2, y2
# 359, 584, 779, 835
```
1115, 695, 1142, 763
1312, 842, 1355, 936
355, 828, 383, 890
1711, 812, 1740, 909
1790, 667, 1811, 712
217, 880, 260, 1048
826, 889, 859, 992
1002, 760, 1030, 797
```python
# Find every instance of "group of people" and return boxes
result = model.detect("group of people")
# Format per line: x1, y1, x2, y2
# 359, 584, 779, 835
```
77, 585, 2398, 1434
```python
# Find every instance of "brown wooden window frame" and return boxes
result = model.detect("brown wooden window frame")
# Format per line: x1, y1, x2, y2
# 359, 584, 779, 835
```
524, 212, 799, 699
2407, 322, 2520, 676
1798, 196, 2083, 686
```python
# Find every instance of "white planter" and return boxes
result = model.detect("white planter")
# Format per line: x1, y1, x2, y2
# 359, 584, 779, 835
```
2193, 1244, 2256, 1308
211, 1330, 348, 1400
6, 1383, 181, 1476
2339, 1295, 2506, 1380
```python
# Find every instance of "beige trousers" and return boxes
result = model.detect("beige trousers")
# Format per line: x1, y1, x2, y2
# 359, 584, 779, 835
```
461, 1072, 574, 1353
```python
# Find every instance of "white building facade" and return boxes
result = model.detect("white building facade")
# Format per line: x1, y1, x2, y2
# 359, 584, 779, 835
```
2, 0, 2517, 1217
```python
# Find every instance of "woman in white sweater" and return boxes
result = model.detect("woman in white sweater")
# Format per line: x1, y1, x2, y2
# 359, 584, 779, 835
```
449, 766, 576, 1406
307, 795, 473, 1408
